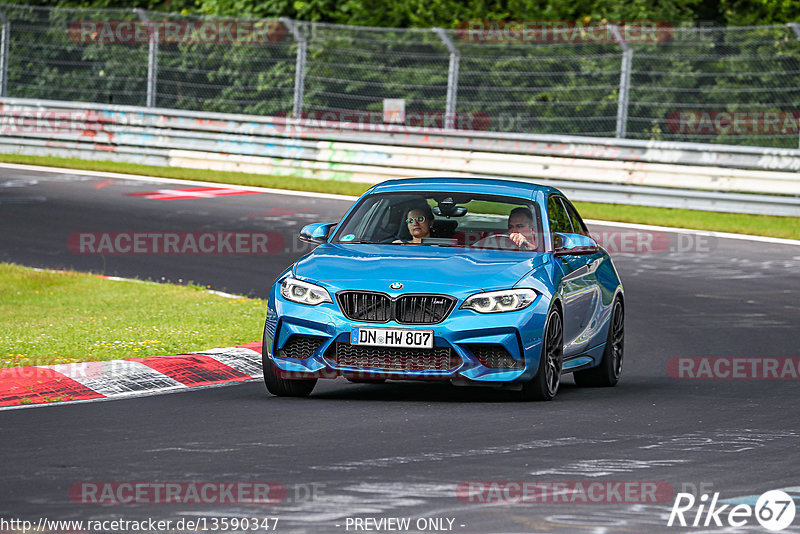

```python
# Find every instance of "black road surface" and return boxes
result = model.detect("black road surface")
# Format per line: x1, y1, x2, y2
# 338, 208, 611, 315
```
1, 166, 799, 533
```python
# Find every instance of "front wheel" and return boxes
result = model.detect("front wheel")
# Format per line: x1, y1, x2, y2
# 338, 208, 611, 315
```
574, 297, 623, 387
262, 322, 317, 397
518, 306, 563, 401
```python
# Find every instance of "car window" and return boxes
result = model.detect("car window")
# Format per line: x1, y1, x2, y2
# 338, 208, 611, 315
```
351, 198, 384, 238
547, 195, 573, 234
332, 192, 543, 251
561, 197, 589, 236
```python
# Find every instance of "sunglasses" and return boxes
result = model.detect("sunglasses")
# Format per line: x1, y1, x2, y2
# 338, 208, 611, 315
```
406, 216, 426, 224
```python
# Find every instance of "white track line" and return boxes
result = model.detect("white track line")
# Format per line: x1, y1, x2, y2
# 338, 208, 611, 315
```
1, 162, 798, 245
30, 267, 252, 299
583, 219, 800, 247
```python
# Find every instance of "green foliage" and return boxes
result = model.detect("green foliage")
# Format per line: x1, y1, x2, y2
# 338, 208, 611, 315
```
4, 1, 800, 146
198, 0, 705, 26
11, 0, 799, 25
719, 0, 800, 26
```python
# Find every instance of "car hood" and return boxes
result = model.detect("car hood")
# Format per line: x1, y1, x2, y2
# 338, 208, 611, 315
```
292, 243, 548, 295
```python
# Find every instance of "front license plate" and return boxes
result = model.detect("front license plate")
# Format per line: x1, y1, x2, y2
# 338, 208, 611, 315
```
350, 327, 433, 349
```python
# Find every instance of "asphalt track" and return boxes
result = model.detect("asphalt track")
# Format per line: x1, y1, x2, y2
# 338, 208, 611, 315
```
1, 166, 800, 533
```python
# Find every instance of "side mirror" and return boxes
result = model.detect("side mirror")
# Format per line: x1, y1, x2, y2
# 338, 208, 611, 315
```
299, 222, 337, 245
553, 232, 599, 256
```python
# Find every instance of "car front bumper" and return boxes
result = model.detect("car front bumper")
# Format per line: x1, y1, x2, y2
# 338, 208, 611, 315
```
264, 288, 551, 384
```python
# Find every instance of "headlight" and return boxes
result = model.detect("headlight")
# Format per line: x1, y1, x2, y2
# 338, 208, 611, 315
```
280, 277, 332, 306
461, 289, 537, 313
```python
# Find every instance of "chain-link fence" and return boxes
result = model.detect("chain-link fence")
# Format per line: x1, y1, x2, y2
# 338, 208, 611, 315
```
2, 3, 800, 148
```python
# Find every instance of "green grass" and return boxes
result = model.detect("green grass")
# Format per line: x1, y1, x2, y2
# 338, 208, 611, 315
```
0, 263, 265, 368
1, 153, 798, 239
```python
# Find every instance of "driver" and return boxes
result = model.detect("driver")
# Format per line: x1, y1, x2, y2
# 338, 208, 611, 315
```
395, 205, 434, 244
507, 207, 538, 251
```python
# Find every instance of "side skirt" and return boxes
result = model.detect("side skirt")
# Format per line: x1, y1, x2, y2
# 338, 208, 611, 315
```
562, 342, 607, 374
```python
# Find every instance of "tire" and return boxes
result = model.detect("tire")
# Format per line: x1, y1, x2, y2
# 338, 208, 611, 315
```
574, 297, 624, 387
262, 322, 317, 397
518, 306, 563, 401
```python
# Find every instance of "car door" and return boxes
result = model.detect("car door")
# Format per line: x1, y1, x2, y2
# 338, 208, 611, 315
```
549, 195, 602, 358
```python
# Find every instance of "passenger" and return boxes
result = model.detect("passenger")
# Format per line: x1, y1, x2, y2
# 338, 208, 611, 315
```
507, 207, 538, 251
399, 205, 434, 244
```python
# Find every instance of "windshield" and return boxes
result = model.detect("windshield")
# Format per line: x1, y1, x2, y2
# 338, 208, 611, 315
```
332, 192, 544, 252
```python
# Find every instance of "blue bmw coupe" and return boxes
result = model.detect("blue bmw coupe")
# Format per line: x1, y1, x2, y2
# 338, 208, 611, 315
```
262, 178, 624, 401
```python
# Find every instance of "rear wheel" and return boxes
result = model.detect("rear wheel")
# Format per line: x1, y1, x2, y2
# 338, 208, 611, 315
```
518, 306, 563, 401
574, 297, 623, 387
262, 322, 317, 397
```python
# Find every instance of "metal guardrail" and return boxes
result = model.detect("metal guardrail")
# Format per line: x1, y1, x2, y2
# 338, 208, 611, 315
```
1, 97, 799, 216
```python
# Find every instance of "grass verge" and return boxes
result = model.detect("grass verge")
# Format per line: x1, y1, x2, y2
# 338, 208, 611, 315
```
0, 263, 265, 368
574, 202, 800, 240
1, 153, 798, 239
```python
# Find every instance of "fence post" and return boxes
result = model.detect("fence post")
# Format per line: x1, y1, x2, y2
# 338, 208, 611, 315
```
789, 23, 800, 148
433, 28, 460, 129
0, 9, 9, 97
281, 17, 306, 118
609, 24, 632, 139
134, 9, 158, 108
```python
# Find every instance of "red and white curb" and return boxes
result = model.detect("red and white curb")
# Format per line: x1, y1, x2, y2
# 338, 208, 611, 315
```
0, 342, 262, 410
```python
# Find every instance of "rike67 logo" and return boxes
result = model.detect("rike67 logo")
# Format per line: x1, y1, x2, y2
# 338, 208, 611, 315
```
668, 490, 796, 531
